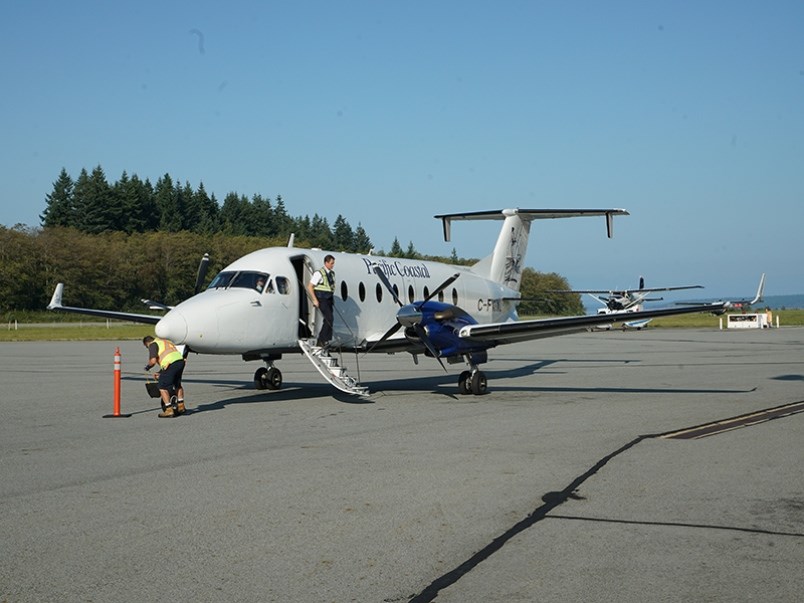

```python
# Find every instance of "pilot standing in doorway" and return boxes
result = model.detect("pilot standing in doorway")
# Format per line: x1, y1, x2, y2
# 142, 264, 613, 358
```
307, 254, 336, 348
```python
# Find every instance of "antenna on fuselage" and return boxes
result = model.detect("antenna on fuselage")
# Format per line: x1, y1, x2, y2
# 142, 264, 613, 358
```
287, 233, 295, 248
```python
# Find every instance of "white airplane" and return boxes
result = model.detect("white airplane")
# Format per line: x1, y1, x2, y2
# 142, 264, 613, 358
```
48, 208, 728, 396
726, 272, 766, 309
550, 277, 705, 330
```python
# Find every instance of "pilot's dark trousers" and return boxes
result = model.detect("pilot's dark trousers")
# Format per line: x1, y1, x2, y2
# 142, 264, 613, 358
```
315, 291, 334, 346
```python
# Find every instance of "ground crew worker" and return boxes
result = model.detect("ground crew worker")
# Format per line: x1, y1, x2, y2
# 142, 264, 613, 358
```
143, 335, 186, 417
307, 254, 336, 348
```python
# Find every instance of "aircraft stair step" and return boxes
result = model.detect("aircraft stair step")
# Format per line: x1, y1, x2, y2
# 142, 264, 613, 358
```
298, 339, 370, 398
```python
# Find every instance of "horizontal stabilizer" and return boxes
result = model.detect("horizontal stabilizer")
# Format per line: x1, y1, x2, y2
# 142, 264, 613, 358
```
434, 208, 629, 241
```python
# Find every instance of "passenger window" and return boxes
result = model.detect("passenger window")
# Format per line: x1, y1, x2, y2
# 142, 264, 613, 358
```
359, 282, 366, 302
392, 284, 399, 301
376, 283, 383, 303
452, 288, 458, 306
340, 281, 348, 301
423, 286, 430, 299
437, 289, 444, 302
408, 285, 414, 303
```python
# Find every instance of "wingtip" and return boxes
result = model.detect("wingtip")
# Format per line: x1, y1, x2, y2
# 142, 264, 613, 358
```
47, 283, 64, 310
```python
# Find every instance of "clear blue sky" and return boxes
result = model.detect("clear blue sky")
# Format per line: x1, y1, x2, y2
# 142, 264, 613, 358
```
2, 1, 802, 298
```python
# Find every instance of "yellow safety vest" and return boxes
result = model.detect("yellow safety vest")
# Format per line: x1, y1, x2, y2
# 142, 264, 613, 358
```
313, 267, 335, 293
155, 338, 183, 369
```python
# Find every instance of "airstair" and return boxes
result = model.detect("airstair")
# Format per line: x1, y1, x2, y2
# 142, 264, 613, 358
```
298, 339, 371, 398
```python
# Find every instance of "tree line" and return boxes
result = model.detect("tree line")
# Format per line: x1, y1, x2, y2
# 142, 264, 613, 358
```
40, 165, 376, 252
2, 165, 583, 316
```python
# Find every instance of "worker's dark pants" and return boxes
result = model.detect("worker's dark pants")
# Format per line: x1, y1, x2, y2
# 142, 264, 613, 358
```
158, 359, 185, 392
315, 291, 334, 346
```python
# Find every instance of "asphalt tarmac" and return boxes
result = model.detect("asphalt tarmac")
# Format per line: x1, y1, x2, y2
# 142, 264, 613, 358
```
1, 328, 802, 602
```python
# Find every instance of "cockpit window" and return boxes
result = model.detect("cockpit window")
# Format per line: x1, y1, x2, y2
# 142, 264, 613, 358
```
207, 270, 270, 292
208, 271, 236, 289
275, 276, 290, 295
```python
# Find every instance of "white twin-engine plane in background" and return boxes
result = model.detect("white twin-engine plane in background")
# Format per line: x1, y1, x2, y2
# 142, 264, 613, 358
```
48, 208, 728, 397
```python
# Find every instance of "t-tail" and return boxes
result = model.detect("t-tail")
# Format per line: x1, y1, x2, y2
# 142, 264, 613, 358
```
435, 208, 629, 291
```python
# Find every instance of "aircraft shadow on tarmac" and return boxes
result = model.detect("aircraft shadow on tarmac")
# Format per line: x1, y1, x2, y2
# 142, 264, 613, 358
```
773, 373, 804, 382
368, 357, 757, 398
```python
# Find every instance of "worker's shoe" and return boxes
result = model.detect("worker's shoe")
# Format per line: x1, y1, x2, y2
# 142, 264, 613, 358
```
176, 401, 186, 414
158, 407, 175, 418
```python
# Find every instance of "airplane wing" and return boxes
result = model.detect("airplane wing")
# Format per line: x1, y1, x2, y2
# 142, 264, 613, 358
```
457, 302, 727, 346
549, 285, 703, 295
48, 283, 162, 325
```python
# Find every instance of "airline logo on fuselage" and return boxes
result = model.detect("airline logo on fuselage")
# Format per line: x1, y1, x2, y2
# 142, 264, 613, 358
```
362, 258, 432, 279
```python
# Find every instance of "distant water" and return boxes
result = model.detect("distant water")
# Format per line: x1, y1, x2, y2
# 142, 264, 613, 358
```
582, 293, 804, 313
756, 294, 804, 310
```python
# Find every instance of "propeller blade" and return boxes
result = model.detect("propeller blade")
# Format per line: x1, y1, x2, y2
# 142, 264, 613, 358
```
194, 253, 210, 294
372, 264, 403, 307
420, 273, 460, 306
414, 324, 447, 372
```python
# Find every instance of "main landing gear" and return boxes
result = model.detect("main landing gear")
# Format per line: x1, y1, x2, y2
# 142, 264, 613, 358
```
254, 362, 283, 390
458, 368, 487, 395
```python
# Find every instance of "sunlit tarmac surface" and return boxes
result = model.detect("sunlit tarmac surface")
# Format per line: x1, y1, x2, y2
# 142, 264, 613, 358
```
1, 328, 802, 602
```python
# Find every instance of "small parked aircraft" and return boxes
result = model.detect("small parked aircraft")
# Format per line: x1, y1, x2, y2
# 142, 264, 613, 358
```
48, 208, 728, 396
550, 277, 705, 330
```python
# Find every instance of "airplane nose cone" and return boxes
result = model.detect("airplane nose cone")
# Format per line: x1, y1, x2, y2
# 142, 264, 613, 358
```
156, 311, 188, 344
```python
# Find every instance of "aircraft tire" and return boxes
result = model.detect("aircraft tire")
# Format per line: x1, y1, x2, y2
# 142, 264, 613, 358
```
265, 367, 283, 390
458, 371, 472, 395
254, 367, 268, 390
470, 371, 487, 395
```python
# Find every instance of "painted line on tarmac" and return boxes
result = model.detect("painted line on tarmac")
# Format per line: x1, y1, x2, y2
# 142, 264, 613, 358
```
659, 400, 804, 440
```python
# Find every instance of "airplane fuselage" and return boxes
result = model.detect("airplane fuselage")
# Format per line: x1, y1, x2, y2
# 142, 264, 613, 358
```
155, 247, 518, 359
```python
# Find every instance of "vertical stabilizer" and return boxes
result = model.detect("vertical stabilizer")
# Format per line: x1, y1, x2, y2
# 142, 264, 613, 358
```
435, 208, 629, 291
751, 273, 766, 305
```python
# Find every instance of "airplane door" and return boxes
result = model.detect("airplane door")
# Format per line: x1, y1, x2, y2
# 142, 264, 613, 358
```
291, 255, 314, 340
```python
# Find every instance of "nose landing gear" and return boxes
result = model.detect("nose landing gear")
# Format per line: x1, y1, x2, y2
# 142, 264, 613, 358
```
254, 363, 283, 390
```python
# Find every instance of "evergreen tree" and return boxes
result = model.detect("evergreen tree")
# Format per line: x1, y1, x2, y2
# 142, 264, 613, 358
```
72, 166, 117, 233
155, 174, 183, 232
114, 171, 155, 233
332, 214, 354, 251
404, 241, 419, 259
193, 183, 219, 234
251, 194, 274, 236
40, 168, 75, 228
389, 237, 404, 257
309, 214, 332, 248
293, 215, 312, 243
219, 192, 250, 235
272, 196, 293, 238
180, 181, 199, 232
353, 223, 372, 254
